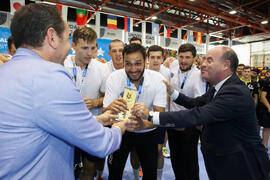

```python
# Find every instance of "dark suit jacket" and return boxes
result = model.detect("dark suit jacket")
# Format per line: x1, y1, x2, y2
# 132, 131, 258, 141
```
160, 73, 270, 180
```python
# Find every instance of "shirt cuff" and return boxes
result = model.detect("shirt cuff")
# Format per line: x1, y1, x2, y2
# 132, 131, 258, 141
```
153, 112, 160, 125
170, 90, 179, 101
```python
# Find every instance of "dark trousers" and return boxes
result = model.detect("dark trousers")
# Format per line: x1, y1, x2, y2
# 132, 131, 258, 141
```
108, 130, 158, 180
168, 128, 201, 180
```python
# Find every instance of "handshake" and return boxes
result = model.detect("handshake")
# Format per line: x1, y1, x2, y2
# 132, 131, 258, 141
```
96, 98, 155, 134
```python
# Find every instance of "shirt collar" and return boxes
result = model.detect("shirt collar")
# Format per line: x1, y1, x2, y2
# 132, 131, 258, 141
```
214, 75, 232, 94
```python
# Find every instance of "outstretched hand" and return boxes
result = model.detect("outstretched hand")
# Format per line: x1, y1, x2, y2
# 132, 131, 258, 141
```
104, 98, 128, 113
95, 110, 118, 126
131, 102, 149, 120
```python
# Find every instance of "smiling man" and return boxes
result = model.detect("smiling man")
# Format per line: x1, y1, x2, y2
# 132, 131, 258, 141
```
132, 46, 270, 180
63, 26, 110, 180
103, 43, 167, 180
0, 4, 130, 179
164, 43, 206, 180
106, 39, 125, 73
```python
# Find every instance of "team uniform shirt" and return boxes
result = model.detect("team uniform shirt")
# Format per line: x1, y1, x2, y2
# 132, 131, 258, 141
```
240, 77, 259, 97
169, 60, 206, 112
64, 55, 109, 115
159, 64, 171, 80
105, 60, 117, 74
0, 48, 122, 179
103, 69, 167, 133
148, 64, 170, 111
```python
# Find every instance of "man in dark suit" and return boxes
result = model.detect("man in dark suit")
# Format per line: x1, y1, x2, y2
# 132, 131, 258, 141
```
131, 46, 270, 180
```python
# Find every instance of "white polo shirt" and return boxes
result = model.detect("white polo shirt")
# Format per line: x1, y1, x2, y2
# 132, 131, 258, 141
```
159, 64, 170, 80
169, 60, 206, 112
104, 60, 116, 74
103, 69, 167, 133
64, 55, 109, 115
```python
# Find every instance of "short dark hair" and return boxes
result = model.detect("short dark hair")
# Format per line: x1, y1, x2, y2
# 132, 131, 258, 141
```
7, 36, 14, 50
178, 43, 196, 58
109, 39, 124, 50
220, 47, 239, 73
147, 45, 164, 57
72, 26, 97, 44
129, 37, 142, 44
238, 64, 245, 67
122, 43, 146, 61
244, 66, 251, 70
10, 3, 65, 49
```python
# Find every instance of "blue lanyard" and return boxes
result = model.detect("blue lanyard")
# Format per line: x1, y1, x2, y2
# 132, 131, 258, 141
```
205, 82, 209, 92
126, 77, 144, 98
178, 69, 187, 89
72, 57, 88, 93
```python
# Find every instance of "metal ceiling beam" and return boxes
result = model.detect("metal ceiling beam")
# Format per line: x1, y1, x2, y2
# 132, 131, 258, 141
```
133, 4, 174, 26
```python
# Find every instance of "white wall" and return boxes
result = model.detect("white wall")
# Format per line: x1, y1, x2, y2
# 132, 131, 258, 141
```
232, 44, 250, 65
208, 43, 251, 66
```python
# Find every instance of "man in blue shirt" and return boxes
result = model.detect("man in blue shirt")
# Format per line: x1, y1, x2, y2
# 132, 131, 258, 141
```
0, 3, 131, 180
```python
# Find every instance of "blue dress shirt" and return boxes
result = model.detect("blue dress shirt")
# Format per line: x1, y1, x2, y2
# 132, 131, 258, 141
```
0, 48, 122, 180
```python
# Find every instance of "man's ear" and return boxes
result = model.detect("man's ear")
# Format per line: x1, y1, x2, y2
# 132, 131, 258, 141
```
224, 59, 231, 70
46, 27, 58, 49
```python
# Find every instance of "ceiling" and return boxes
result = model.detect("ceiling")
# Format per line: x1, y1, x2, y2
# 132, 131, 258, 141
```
9, 0, 270, 43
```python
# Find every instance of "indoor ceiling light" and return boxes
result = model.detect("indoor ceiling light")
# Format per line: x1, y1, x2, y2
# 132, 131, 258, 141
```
261, 20, 268, 24
229, 10, 237, 15
151, 16, 157, 20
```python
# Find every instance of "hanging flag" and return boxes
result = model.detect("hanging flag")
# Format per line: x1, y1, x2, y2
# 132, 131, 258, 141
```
124, 16, 131, 32
187, 30, 193, 43
166, 26, 171, 38
56, 4, 68, 21
163, 25, 167, 38
107, 15, 117, 30
152, 23, 159, 36
163, 26, 171, 38
10, 0, 25, 15
76, 9, 87, 26
196, 32, 202, 44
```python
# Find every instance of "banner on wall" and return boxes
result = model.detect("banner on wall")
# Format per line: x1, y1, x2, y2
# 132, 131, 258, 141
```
0, 27, 11, 54
97, 38, 111, 61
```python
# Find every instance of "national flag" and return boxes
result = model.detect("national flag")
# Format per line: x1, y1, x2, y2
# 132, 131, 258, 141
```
163, 25, 167, 38
166, 26, 171, 38
76, 9, 87, 26
152, 23, 159, 36
10, 0, 25, 15
187, 30, 193, 43
124, 16, 131, 32
196, 32, 202, 44
107, 15, 117, 30
56, 4, 68, 21
163, 26, 171, 38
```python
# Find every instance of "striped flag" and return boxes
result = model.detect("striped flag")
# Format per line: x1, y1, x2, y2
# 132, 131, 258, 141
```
107, 15, 117, 29
163, 26, 171, 38
152, 23, 159, 36
124, 16, 132, 32
196, 32, 202, 44
56, 4, 68, 21
187, 30, 193, 43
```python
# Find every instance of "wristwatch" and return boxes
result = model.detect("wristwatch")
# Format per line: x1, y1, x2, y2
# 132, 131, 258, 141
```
148, 111, 154, 122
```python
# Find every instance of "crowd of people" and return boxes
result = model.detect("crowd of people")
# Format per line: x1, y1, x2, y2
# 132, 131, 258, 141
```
0, 3, 270, 180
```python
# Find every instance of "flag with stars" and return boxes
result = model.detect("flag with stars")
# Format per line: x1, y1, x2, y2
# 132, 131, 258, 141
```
97, 39, 112, 61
